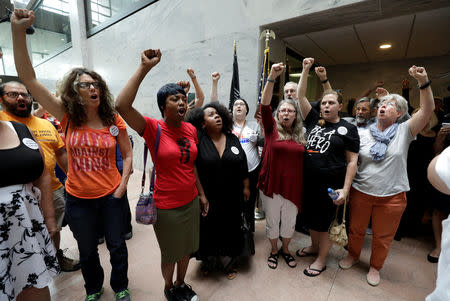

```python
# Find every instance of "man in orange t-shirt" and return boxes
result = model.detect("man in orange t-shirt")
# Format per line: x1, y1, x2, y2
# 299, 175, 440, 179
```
0, 81, 80, 272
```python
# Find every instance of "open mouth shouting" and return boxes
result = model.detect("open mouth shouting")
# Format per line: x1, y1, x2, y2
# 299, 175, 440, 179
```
177, 106, 186, 118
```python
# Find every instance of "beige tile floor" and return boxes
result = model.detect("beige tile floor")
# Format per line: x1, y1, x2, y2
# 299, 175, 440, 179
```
50, 171, 438, 301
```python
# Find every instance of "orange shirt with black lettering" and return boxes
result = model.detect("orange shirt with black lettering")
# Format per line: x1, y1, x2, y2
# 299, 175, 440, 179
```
61, 114, 125, 199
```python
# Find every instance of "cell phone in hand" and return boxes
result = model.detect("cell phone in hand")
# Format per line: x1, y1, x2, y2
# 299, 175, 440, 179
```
442, 123, 450, 128
187, 93, 196, 106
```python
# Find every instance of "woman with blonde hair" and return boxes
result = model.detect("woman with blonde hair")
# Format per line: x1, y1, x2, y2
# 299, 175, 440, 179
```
259, 63, 306, 269
296, 58, 359, 277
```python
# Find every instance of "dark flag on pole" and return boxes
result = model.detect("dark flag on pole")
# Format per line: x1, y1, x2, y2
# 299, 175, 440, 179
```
257, 47, 270, 104
229, 41, 240, 111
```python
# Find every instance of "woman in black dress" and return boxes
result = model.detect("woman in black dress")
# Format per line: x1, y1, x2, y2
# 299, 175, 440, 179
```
186, 102, 250, 280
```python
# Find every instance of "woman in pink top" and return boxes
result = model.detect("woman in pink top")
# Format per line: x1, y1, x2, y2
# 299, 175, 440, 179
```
258, 63, 306, 270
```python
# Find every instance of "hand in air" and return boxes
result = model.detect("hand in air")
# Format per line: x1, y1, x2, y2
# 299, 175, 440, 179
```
187, 68, 196, 79
11, 9, 35, 32
314, 66, 327, 80
141, 49, 161, 70
409, 65, 429, 86
211, 72, 220, 82
176, 80, 190, 94
302, 58, 314, 70
269, 62, 285, 79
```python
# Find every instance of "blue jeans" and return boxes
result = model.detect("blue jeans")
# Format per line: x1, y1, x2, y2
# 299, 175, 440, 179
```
65, 192, 129, 294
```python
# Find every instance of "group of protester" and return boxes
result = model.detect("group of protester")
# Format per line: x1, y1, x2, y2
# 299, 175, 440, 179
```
1, 7, 449, 301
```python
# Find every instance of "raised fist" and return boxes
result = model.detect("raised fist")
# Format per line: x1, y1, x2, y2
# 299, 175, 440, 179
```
141, 49, 161, 69
187, 68, 196, 79
302, 58, 314, 70
176, 80, 190, 94
269, 62, 285, 79
11, 9, 35, 32
314, 66, 327, 80
211, 72, 220, 81
408, 65, 429, 86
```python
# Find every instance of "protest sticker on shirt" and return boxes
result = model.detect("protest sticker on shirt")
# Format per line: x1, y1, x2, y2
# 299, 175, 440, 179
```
109, 125, 119, 137
337, 126, 348, 135
231, 146, 240, 155
23, 138, 39, 150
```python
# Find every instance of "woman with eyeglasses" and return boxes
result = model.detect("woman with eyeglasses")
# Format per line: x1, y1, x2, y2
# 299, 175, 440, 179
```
339, 66, 435, 286
11, 9, 133, 300
258, 63, 306, 270
297, 58, 359, 278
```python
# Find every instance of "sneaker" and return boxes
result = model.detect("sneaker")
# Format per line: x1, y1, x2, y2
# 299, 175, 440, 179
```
164, 287, 177, 301
115, 289, 131, 301
85, 287, 104, 301
174, 283, 199, 301
57, 249, 81, 272
123, 231, 133, 240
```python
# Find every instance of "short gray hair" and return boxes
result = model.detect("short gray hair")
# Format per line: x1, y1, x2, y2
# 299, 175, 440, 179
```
284, 82, 297, 90
379, 93, 408, 120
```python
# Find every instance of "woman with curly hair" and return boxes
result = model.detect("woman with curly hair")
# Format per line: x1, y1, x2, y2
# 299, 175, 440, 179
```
186, 102, 249, 280
11, 9, 132, 301
258, 63, 306, 270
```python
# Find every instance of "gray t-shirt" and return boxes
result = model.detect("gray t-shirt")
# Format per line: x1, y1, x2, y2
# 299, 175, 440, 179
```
352, 121, 415, 196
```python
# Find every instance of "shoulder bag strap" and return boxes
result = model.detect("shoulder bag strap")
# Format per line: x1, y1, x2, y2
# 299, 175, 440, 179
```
149, 123, 161, 193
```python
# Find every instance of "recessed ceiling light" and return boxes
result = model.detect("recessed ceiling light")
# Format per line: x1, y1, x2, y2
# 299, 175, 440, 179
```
379, 43, 392, 49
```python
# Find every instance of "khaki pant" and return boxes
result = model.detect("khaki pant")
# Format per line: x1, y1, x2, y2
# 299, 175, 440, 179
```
348, 187, 406, 270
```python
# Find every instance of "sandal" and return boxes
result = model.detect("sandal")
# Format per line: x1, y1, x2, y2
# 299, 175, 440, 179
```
226, 269, 238, 280
267, 252, 278, 269
303, 265, 326, 277
295, 247, 318, 257
279, 250, 297, 268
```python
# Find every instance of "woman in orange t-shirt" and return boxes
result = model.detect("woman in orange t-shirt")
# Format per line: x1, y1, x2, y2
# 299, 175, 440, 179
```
11, 9, 133, 300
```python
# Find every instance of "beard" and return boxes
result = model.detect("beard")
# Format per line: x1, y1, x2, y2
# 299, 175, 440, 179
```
2, 100, 32, 117
356, 116, 369, 124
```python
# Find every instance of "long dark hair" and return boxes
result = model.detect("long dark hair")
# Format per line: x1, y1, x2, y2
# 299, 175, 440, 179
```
56, 68, 116, 127
185, 102, 233, 134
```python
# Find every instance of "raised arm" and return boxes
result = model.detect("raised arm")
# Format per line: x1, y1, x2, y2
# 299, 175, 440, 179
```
11, 9, 65, 120
296, 58, 314, 119
315, 66, 332, 92
115, 49, 161, 135
210, 72, 220, 102
186, 68, 205, 108
262, 63, 285, 106
408, 66, 435, 137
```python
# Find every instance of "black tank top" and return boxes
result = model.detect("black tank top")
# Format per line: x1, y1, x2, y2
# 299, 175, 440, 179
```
0, 121, 44, 187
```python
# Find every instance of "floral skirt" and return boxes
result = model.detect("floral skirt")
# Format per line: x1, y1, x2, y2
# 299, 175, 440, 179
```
0, 184, 60, 300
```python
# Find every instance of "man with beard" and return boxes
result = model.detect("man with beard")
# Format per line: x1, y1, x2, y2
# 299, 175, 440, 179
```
343, 97, 375, 129
0, 81, 80, 272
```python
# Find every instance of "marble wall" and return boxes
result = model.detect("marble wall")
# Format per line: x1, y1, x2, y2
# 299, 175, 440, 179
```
31, 0, 367, 168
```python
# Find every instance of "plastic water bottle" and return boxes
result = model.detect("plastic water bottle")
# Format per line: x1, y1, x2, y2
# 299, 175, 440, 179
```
328, 188, 339, 200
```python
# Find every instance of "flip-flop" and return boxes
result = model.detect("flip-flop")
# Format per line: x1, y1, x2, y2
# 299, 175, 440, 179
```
303, 265, 326, 277
295, 247, 318, 257
267, 252, 278, 269
279, 250, 297, 268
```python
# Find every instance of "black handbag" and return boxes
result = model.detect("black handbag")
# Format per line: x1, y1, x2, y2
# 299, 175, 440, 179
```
240, 213, 255, 256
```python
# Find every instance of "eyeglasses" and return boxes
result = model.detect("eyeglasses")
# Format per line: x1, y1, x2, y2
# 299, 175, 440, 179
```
378, 101, 397, 109
279, 108, 296, 114
233, 102, 245, 107
77, 81, 100, 89
4, 92, 31, 100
